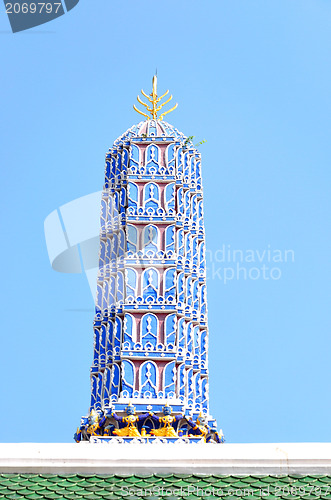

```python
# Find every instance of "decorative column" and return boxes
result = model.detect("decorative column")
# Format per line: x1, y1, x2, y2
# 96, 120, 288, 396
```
75, 76, 222, 444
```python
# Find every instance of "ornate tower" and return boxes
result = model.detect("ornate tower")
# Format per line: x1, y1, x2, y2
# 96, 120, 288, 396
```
75, 77, 222, 443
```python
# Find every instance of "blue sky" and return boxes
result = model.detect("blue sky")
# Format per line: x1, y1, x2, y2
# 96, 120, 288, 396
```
0, 0, 330, 443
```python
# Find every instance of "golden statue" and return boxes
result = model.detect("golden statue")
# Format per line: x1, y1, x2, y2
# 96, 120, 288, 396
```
149, 404, 183, 438
86, 409, 102, 437
111, 403, 150, 438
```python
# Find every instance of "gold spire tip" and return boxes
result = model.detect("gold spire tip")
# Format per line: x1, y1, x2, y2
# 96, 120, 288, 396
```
133, 75, 178, 121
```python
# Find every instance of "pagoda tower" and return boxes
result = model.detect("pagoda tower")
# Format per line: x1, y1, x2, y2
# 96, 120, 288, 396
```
75, 77, 222, 443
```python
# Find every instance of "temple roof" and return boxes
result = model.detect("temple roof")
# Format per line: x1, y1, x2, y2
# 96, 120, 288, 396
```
1, 443, 330, 499
1, 472, 330, 499
113, 120, 189, 146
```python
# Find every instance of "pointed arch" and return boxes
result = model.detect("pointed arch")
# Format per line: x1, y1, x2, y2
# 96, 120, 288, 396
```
177, 318, 186, 349
111, 363, 120, 396
146, 144, 160, 173
177, 272, 185, 305
201, 330, 208, 366
165, 313, 176, 346
185, 233, 192, 263
120, 187, 126, 209
165, 225, 175, 254
143, 224, 159, 254
194, 372, 202, 406
196, 159, 202, 189
128, 182, 138, 209
199, 241, 206, 277
193, 280, 199, 312
122, 360, 134, 397
164, 182, 175, 211
126, 225, 138, 253
198, 199, 204, 231
166, 143, 175, 170
177, 147, 184, 176
201, 378, 208, 412
183, 152, 190, 180
140, 361, 157, 397
164, 268, 176, 301
90, 374, 98, 410
124, 313, 136, 345
99, 323, 106, 363
177, 229, 184, 257
190, 156, 196, 181
118, 229, 125, 258
103, 367, 111, 406
187, 368, 194, 404
178, 363, 186, 398
192, 236, 198, 268
186, 322, 193, 354
125, 267, 137, 299
142, 267, 159, 299
106, 320, 114, 355
177, 187, 184, 215
193, 326, 200, 357
130, 144, 139, 167
164, 361, 176, 396
186, 276, 193, 307
102, 279, 109, 312
110, 233, 118, 263
115, 150, 122, 181
114, 317, 122, 355
117, 271, 124, 305
100, 197, 107, 231
144, 182, 159, 210
141, 313, 158, 348
200, 284, 207, 315
122, 148, 129, 177
184, 190, 191, 216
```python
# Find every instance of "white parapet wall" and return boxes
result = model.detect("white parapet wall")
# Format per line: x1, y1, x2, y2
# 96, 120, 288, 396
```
0, 443, 330, 475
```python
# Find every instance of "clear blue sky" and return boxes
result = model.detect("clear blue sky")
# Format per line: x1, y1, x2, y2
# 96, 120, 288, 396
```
0, 0, 330, 443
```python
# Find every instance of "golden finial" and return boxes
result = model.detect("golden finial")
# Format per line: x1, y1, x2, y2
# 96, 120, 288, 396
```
133, 75, 178, 121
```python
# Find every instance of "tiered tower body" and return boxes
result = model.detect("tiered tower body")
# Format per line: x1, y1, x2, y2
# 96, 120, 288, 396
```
89, 118, 216, 429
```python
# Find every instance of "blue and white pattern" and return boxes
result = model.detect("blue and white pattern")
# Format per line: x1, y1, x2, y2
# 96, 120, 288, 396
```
87, 119, 216, 429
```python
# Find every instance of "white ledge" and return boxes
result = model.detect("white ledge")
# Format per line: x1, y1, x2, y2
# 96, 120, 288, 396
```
0, 443, 330, 474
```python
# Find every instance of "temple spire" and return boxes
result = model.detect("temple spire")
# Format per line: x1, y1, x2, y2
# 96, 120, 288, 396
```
133, 74, 178, 120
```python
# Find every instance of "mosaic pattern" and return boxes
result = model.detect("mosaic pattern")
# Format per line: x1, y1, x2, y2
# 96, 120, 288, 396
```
77, 118, 219, 442
1, 474, 331, 499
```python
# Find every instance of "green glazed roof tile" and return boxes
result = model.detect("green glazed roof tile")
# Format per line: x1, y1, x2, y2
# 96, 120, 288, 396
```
173, 473, 192, 479
140, 476, 163, 483
40, 494, 58, 499
261, 476, 283, 483
301, 496, 321, 500
221, 476, 241, 483
0, 474, 330, 499
100, 496, 120, 500
19, 475, 39, 480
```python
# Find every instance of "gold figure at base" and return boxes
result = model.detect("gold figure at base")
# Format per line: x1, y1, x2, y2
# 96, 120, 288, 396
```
149, 404, 182, 438
86, 409, 101, 437
111, 402, 150, 438
112, 416, 141, 438
186, 412, 209, 442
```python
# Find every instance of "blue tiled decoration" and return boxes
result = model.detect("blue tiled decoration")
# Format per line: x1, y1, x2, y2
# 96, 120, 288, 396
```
76, 117, 222, 444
